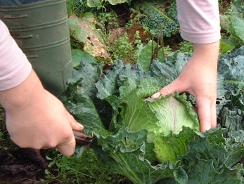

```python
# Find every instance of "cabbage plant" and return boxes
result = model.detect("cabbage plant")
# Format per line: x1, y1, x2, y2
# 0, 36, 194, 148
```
60, 47, 244, 183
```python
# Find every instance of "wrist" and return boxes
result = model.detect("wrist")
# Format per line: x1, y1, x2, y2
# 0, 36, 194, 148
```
192, 41, 220, 59
191, 41, 220, 69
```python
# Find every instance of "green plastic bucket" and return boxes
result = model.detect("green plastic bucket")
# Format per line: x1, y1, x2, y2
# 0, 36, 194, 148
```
0, 0, 72, 95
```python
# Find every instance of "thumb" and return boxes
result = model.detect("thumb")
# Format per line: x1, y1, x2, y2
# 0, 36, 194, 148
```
56, 112, 83, 156
56, 133, 76, 156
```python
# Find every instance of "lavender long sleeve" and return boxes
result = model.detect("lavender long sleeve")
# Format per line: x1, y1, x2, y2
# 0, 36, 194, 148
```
0, 20, 32, 91
0, 1, 220, 90
176, 0, 221, 43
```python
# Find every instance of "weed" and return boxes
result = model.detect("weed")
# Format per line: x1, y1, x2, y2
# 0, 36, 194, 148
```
43, 148, 126, 184
66, 0, 91, 17
163, 45, 173, 57
110, 33, 137, 63
97, 11, 119, 29
178, 41, 193, 54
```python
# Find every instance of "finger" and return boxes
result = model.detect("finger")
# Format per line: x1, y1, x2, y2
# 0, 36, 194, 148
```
56, 133, 76, 156
159, 80, 185, 96
211, 103, 217, 129
67, 112, 84, 131
196, 97, 212, 132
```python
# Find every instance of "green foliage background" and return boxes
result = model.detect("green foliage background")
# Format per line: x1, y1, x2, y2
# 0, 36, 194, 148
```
0, 0, 243, 183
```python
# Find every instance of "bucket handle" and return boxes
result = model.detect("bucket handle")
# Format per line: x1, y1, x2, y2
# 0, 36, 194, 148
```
4, 14, 27, 19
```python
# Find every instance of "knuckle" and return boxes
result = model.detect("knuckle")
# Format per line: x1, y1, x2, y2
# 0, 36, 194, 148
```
62, 130, 73, 141
46, 140, 58, 148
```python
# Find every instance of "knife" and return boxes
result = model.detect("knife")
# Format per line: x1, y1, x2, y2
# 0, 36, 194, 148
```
73, 130, 93, 145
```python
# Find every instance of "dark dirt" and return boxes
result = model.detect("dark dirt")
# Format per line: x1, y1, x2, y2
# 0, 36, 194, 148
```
0, 148, 48, 184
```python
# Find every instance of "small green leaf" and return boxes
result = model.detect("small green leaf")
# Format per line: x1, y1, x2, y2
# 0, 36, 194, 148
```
220, 39, 236, 54
231, 5, 244, 43
87, 0, 102, 7
72, 49, 96, 68
173, 166, 188, 184
232, 15, 244, 43
137, 40, 163, 71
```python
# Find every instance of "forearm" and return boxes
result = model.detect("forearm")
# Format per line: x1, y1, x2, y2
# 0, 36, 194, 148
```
0, 69, 47, 115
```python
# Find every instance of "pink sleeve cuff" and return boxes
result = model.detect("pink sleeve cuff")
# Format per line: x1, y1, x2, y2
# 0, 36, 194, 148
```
176, 0, 221, 44
0, 20, 32, 91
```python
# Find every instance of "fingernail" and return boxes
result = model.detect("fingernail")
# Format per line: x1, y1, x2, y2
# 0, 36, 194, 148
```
151, 92, 161, 99
77, 122, 84, 129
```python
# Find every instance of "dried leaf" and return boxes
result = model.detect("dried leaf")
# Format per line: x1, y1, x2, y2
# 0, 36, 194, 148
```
68, 13, 110, 58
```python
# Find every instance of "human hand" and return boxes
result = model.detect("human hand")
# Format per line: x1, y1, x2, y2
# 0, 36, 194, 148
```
152, 41, 220, 132
0, 70, 83, 156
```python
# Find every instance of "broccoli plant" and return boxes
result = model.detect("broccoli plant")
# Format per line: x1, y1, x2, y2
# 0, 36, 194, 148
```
133, 0, 180, 38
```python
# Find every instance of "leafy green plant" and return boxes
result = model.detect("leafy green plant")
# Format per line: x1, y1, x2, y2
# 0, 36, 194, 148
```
133, 0, 179, 38
72, 49, 97, 68
137, 40, 165, 70
59, 47, 244, 183
97, 11, 119, 28
220, 0, 244, 52
66, 0, 92, 17
218, 46, 244, 109
44, 148, 126, 183
178, 41, 193, 54
110, 33, 137, 62
87, 0, 132, 8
